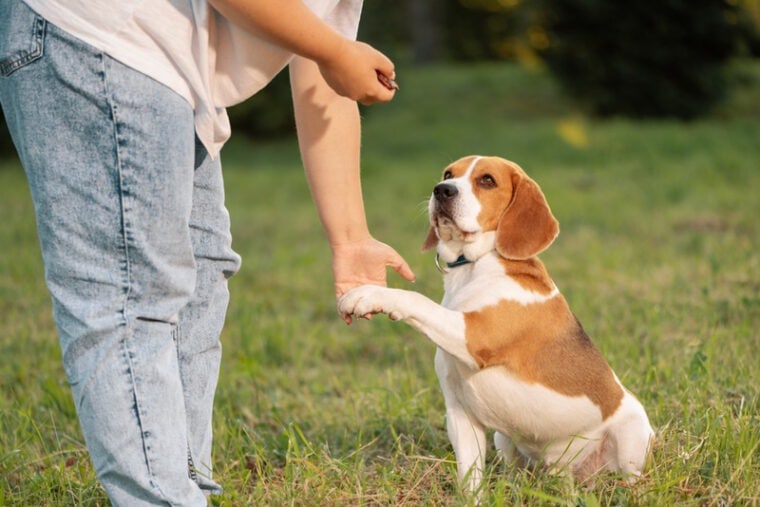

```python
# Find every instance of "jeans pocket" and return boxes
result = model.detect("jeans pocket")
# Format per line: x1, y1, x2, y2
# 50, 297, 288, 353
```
0, 1, 46, 77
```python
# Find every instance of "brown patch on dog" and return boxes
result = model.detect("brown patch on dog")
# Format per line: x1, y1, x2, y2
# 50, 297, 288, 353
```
498, 257, 555, 295
421, 226, 438, 252
464, 295, 624, 420
468, 157, 518, 232
493, 162, 559, 260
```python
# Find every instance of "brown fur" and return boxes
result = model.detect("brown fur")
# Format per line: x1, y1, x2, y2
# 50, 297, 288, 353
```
422, 226, 438, 252
468, 157, 518, 232
493, 161, 559, 260
463, 294, 623, 420
498, 257, 555, 295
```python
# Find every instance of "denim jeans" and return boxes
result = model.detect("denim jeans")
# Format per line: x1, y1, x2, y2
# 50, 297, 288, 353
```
0, 1, 242, 505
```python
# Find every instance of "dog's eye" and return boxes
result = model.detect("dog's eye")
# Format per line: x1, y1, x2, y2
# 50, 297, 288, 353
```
443, 170, 453, 180
477, 174, 496, 188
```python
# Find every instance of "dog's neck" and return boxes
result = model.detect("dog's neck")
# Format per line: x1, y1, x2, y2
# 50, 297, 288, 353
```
436, 231, 496, 267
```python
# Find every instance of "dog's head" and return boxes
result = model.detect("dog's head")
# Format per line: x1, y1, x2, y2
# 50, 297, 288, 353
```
423, 156, 559, 262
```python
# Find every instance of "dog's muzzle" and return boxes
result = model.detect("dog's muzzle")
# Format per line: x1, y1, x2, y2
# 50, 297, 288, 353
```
432, 182, 458, 218
433, 182, 458, 202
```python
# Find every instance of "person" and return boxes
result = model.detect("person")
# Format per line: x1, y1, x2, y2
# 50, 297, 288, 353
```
0, 0, 415, 504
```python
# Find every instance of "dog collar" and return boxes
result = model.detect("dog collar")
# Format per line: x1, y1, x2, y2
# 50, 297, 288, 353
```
447, 254, 472, 268
435, 253, 472, 273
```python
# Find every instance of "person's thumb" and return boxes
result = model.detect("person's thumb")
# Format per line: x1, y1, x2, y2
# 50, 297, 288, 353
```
389, 252, 415, 282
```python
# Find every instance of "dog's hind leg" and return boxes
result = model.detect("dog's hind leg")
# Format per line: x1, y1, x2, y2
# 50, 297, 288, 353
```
607, 396, 654, 480
611, 416, 654, 480
494, 432, 515, 462
495, 432, 532, 473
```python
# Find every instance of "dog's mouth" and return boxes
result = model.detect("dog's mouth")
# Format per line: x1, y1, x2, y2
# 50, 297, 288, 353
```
430, 209, 479, 243
428, 181, 484, 244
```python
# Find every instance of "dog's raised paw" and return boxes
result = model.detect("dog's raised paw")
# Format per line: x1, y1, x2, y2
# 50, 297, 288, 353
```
338, 285, 401, 321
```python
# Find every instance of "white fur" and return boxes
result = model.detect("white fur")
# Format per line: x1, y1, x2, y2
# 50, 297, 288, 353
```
340, 285, 478, 370
430, 156, 484, 258
441, 251, 558, 311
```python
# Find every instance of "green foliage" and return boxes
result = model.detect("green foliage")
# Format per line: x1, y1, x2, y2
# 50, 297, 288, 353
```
539, 0, 742, 119
444, 1, 508, 60
226, 70, 295, 140
2, 62, 760, 505
444, 0, 536, 62
358, 0, 410, 60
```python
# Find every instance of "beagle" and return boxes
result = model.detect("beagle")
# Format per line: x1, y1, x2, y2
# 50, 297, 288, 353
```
339, 156, 654, 491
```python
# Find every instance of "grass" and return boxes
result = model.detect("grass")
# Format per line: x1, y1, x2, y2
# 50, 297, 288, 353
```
1, 60, 759, 505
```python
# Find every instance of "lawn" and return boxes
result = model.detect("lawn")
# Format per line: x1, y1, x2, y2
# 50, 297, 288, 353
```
1, 61, 759, 505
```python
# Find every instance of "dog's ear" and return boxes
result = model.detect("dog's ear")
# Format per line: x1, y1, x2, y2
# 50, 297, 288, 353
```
421, 226, 438, 251
496, 173, 559, 260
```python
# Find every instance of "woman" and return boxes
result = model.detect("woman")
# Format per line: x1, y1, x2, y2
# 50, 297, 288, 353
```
0, 0, 414, 504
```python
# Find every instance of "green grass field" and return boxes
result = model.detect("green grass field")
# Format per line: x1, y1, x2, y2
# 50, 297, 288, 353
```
1, 62, 759, 506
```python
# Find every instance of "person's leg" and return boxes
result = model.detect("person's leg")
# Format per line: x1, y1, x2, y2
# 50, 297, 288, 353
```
179, 140, 241, 491
0, 2, 235, 504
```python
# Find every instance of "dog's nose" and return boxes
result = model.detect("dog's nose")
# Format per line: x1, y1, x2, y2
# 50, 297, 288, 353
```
433, 182, 458, 201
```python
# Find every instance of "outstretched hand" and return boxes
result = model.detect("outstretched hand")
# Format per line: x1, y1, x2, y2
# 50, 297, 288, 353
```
331, 237, 415, 323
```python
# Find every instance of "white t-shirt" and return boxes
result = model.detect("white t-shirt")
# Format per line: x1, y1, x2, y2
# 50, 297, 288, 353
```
22, 0, 363, 157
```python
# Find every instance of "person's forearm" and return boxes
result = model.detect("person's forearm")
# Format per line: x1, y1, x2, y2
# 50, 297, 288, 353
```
289, 56, 369, 247
208, 0, 345, 65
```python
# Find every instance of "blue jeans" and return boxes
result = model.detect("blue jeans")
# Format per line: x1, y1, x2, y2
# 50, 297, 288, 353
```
0, 1, 242, 505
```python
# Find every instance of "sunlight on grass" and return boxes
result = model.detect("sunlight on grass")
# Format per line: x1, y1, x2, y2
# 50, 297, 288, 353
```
555, 116, 589, 148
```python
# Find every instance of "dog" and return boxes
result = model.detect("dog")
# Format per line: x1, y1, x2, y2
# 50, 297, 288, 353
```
339, 156, 654, 492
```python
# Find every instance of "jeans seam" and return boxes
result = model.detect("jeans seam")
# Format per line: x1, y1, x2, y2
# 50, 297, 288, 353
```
101, 53, 171, 504
174, 322, 200, 487
101, 55, 134, 325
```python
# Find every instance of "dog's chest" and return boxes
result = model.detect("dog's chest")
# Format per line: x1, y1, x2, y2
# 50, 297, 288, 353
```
440, 263, 554, 312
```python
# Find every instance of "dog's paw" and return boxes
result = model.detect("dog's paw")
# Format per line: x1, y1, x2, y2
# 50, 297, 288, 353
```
338, 285, 405, 322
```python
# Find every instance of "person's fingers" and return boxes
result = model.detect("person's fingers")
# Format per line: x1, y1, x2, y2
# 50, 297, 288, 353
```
372, 49, 395, 79
389, 253, 415, 282
376, 71, 399, 91
331, 240, 413, 306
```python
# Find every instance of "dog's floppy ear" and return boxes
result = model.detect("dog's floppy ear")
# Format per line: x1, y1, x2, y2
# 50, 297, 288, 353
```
421, 226, 438, 251
496, 172, 559, 260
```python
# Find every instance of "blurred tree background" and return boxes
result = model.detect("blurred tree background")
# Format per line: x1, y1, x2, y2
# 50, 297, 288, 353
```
230, 0, 760, 137
223, 0, 760, 136
1, 0, 759, 155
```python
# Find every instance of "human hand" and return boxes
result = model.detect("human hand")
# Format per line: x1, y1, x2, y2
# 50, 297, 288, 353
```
331, 237, 415, 322
317, 39, 398, 105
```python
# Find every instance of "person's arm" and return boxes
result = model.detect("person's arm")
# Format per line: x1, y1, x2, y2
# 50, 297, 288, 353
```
208, 0, 396, 104
289, 56, 415, 301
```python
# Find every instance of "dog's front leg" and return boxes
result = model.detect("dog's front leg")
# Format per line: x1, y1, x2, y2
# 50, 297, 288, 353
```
338, 285, 479, 369
447, 403, 487, 494
436, 350, 487, 496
